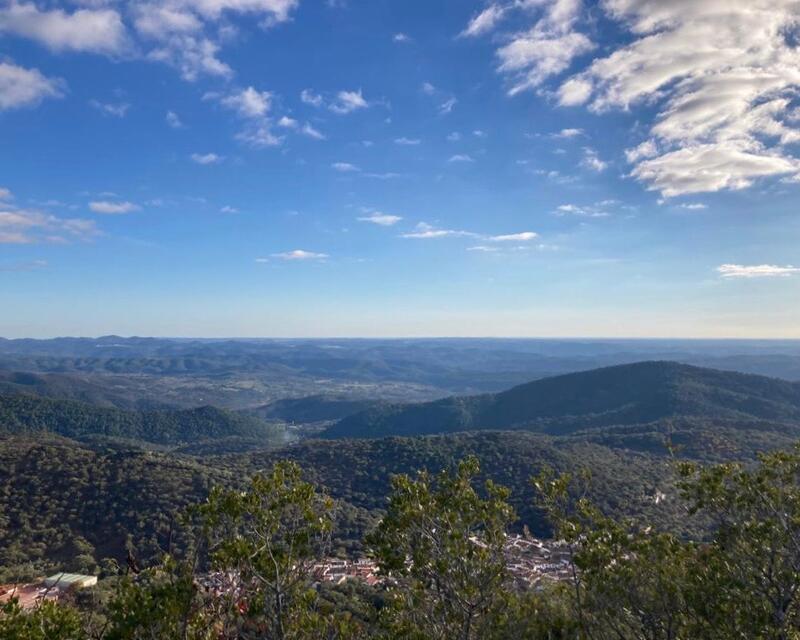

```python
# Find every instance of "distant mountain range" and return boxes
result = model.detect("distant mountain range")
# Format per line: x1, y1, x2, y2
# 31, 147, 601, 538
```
3, 337, 800, 394
324, 361, 800, 439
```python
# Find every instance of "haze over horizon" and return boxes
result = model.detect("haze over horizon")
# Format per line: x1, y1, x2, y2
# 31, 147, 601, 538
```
2, 0, 799, 338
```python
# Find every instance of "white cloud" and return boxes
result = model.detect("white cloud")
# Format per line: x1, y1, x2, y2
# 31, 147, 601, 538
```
221, 86, 271, 118
364, 172, 402, 180
494, 0, 594, 95
553, 127, 583, 138
191, 152, 223, 164
473, 129, 486, 138
624, 139, 658, 163
89, 100, 129, 117
166, 110, 183, 128
401, 222, 479, 239
272, 249, 328, 261
556, 0, 800, 196
332, 162, 359, 172
329, 89, 368, 114
136, 1, 297, 79
0, 61, 63, 111
147, 34, 232, 81
0, 2, 128, 54
220, 205, 239, 213
393, 32, 410, 43
236, 124, 282, 147
300, 122, 325, 140
461, 4, 507, 38
581, 147, 607, 172
395, 137, 421, 145
717, 264, 800, 279
133, 5, 202, 40
210, 87, 285, 147
300, 89, 323, 107
358, 212, 402, 226
677, 203, 707, 210
439, 97, 457, 115
488, 231, 538, 242
89, 200, 140, 214
555, 202, 612, 217
0, 207, 99, 243
0, 188, 11, 200
447, 132, 462, 142
421, 82, 436, 95
448, 154, 475, 163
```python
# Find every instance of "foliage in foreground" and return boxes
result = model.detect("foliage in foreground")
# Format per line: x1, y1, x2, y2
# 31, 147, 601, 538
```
5, 447, 800, 638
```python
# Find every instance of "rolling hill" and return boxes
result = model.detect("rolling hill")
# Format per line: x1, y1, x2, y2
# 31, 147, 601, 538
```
324, 361, 800, 439
249, 395, 388, 423
0, 392, 282, 446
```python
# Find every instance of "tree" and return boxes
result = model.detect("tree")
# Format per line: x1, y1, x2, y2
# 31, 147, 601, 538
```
368, 456, 516, 640
192, 460, 359, 639
533, 467, 694, 640
678, 447, 800, 639
0, 598, 85, 640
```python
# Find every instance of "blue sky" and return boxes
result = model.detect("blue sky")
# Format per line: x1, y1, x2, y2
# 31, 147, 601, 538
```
1, 0, 799, 338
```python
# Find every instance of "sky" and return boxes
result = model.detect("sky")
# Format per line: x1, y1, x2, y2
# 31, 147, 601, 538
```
1, 0, 800, 338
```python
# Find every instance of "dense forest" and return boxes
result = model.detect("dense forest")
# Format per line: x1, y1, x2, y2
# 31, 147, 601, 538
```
4, 446, 800, 639
326, 361, 800, 438
0, 394, 284, 446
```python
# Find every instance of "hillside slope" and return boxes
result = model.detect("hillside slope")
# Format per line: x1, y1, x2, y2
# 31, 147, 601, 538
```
0, 392, 280, 446
325, 361, 800, 439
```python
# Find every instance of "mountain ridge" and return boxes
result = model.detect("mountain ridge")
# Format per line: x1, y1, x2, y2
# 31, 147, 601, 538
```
324, 361, 800, 439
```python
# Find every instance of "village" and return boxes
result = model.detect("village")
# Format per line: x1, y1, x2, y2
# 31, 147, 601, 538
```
310, 534, 573, 590
1, 535, 573, 612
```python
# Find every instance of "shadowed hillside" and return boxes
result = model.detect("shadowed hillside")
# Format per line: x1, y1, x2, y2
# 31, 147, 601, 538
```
324, 361, 800, 439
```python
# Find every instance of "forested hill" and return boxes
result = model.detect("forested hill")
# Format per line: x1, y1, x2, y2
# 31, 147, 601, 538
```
0, 392, 280, 445
249, 395, 388, 423
324, 361, 800, 439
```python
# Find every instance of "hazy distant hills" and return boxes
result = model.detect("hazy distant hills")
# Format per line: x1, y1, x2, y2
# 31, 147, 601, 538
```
3, 337, 800, 395
0, 393, 282, 446
324, 362, 800, 439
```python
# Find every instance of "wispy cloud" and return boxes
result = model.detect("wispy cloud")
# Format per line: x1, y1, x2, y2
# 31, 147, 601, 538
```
553, 128, 583, 138
0, 207, 99, 244
332, 162, 360, 173
165, 110, 183, 128
89, 200, 140, 214
395, 137, 421, 146
717, 264, 800, 279
401, 222, 539, 242
555, 201, 616, 218
581, 147, 607, 172
448, 154, 475, 163
271, 249, 328, 261
89, 99, 129, 117
358, 212, 403, 226
488, 231, 538, 242
401, 222, 479, 239
191, 152, 223, 165
329, 89, 368, 114
461, 4, 507, 38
